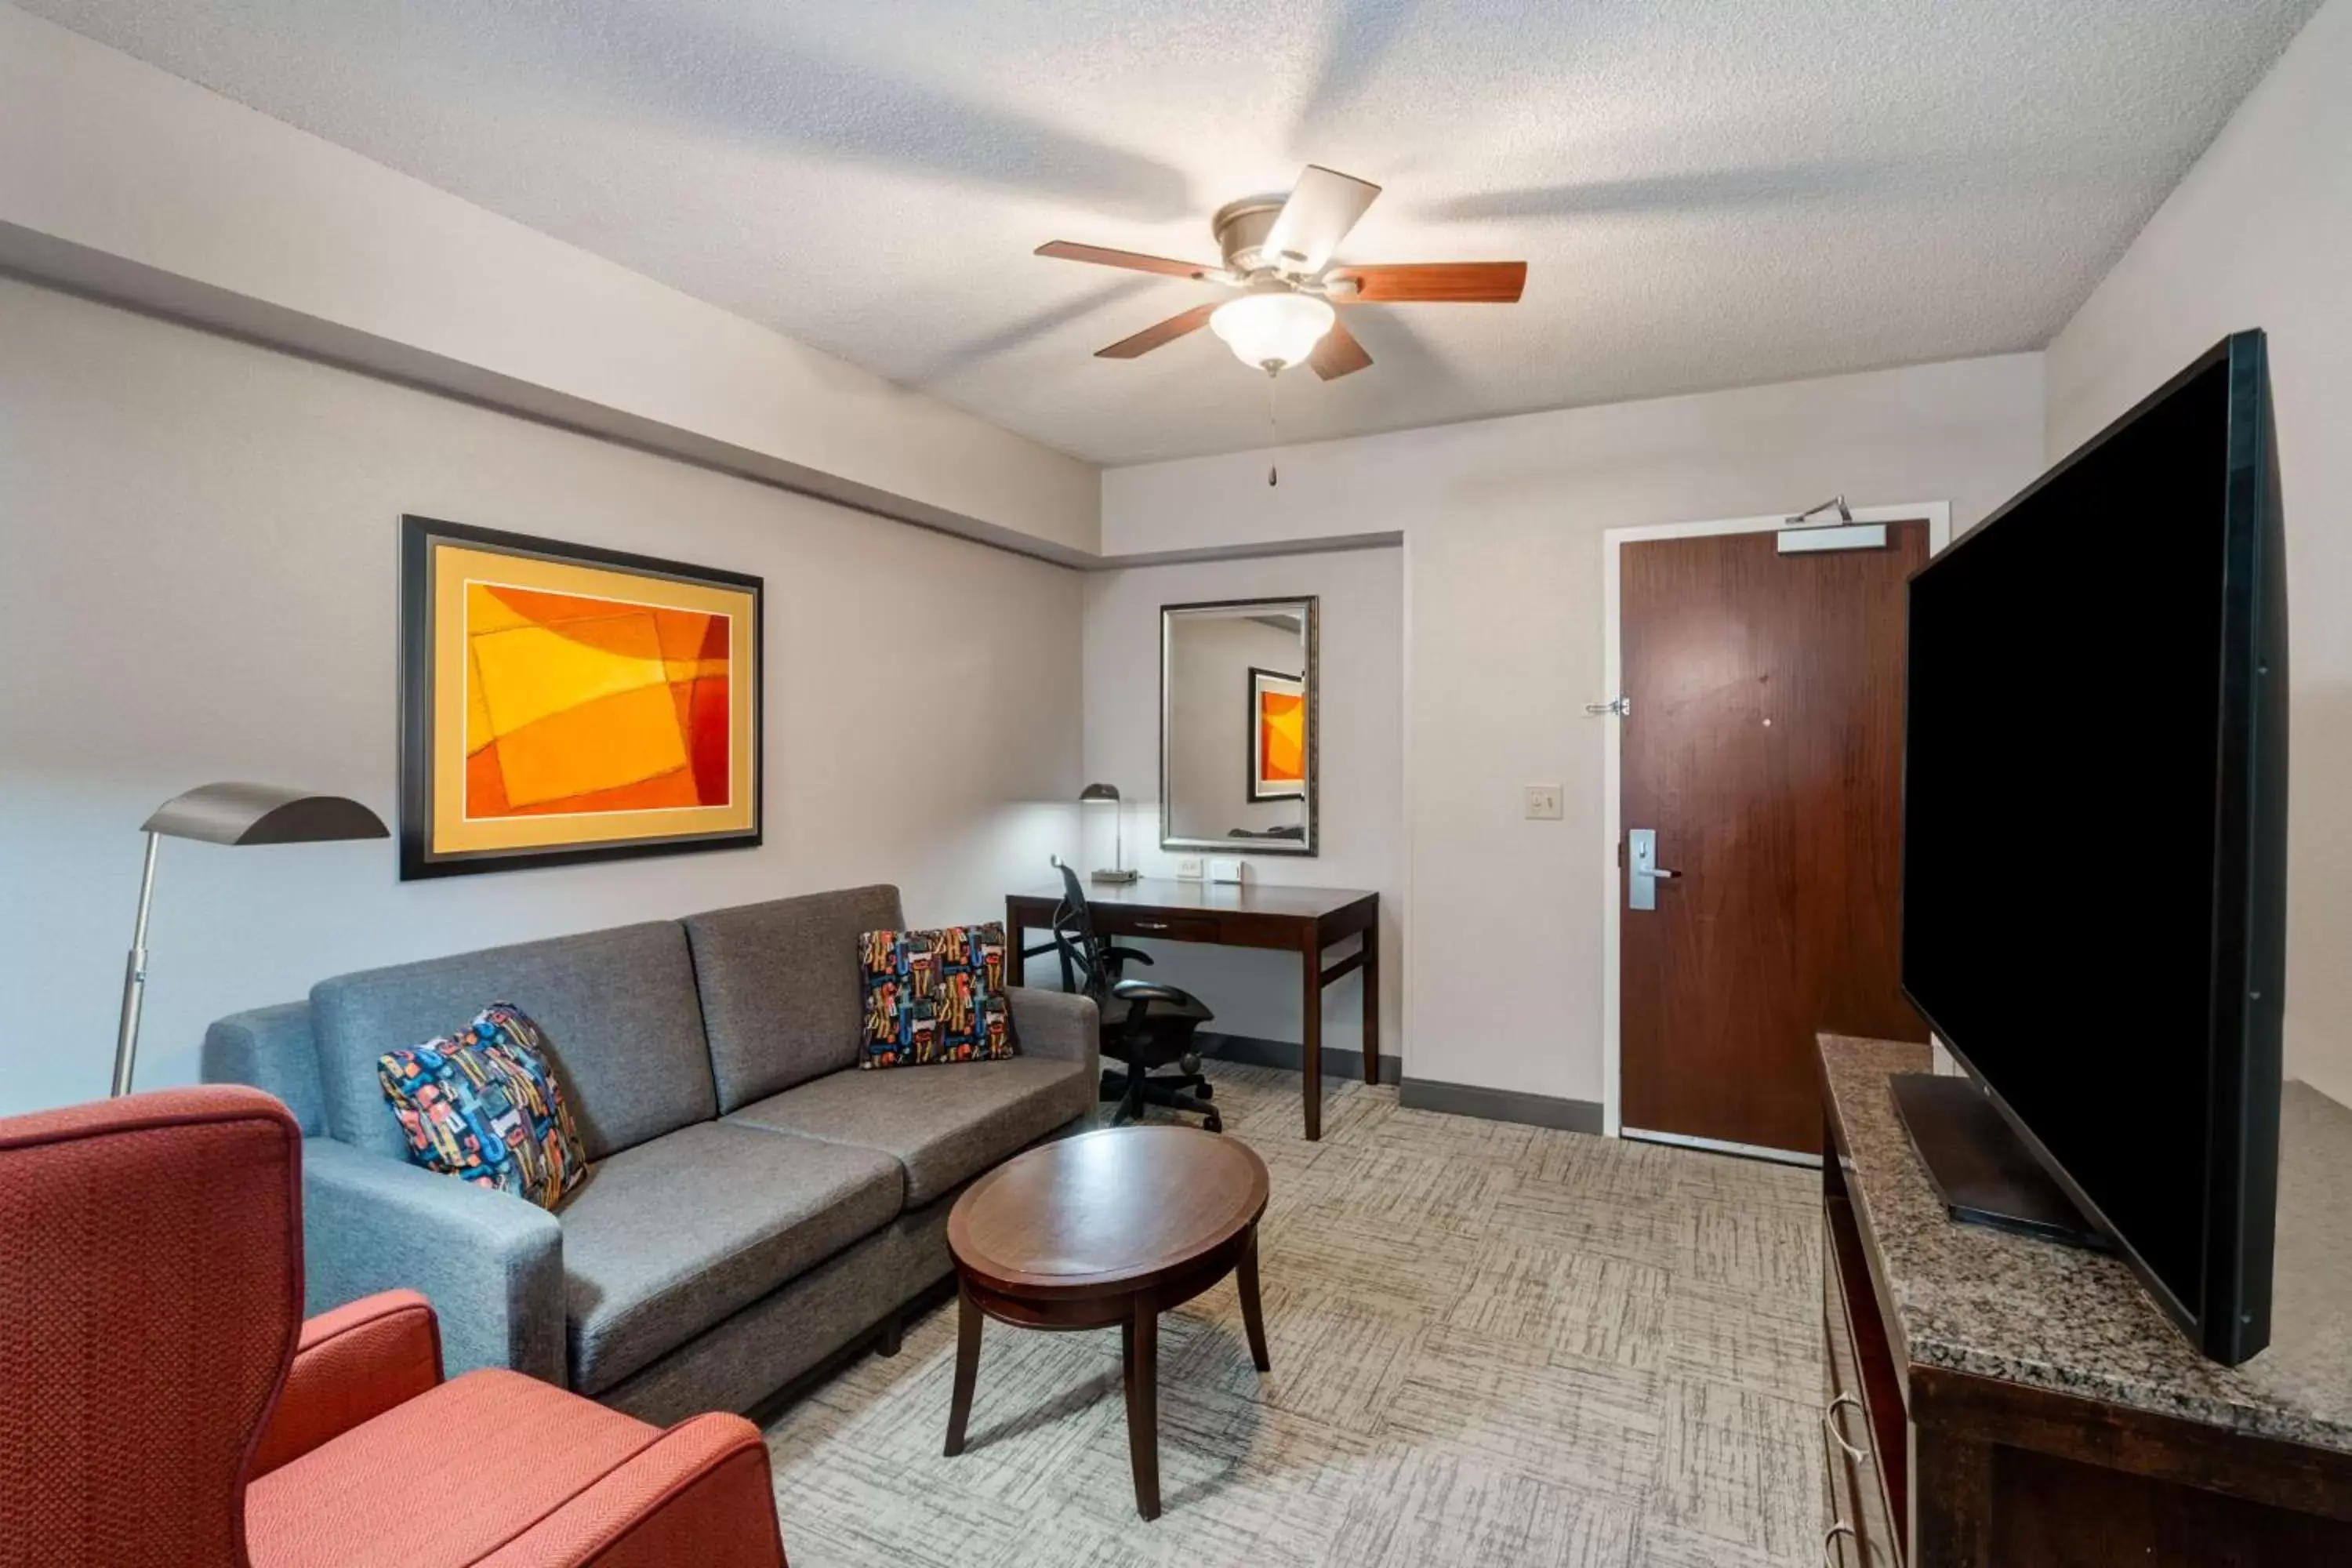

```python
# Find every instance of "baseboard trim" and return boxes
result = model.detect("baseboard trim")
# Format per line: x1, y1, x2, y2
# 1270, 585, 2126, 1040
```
1196, 1031, 1403, 1087
1397, 1077, 1605, 1134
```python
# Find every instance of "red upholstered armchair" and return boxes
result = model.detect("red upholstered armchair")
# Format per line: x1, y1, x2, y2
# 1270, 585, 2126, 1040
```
0, 1086, 788, 1568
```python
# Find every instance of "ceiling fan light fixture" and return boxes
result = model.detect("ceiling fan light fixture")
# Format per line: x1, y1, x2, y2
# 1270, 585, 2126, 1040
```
1209, 291, 1336, 374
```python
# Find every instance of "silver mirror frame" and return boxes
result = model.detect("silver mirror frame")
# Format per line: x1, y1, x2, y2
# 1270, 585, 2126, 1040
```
1159, 595, 1319, 857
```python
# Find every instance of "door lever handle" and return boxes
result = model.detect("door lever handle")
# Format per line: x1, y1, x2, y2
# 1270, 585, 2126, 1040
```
1627, 828, 1678, 909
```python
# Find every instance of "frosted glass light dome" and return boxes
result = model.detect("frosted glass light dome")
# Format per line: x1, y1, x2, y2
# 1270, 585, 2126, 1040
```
1210, 291, 1336, 372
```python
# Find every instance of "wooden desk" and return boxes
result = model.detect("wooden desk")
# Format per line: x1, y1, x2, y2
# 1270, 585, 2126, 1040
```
1005, 879, 1379, 1141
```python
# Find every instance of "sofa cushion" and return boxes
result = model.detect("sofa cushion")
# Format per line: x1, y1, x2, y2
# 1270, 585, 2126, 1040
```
557, 1121, 903, 1395
724, 1056, 1093, 1207
310, 923, 715, 1163
684, 885, 904, 1112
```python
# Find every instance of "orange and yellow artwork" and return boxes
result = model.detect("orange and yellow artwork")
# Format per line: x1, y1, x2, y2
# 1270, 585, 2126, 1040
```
1250, 667, 1307, 800
402, 517, 760, 879
462, 583, 731, 818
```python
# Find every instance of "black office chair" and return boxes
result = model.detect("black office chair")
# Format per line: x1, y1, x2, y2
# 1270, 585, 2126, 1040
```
1039, 859, 1221, 1132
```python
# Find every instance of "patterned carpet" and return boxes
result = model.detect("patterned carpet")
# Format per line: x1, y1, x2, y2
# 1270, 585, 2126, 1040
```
762, 1063, 1827, 1567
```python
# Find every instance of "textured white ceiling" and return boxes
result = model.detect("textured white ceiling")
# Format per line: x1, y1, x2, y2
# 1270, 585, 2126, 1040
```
17, 0, 2320, 466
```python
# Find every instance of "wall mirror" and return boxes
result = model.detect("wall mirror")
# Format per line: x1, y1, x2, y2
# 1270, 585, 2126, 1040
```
1160, 597, 1318, 856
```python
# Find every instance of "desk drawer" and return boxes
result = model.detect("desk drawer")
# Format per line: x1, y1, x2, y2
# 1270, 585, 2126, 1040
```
1098, 909, 1226, 945
1094, 908, 1307, 953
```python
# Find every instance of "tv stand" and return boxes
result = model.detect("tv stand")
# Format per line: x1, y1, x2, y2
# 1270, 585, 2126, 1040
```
1889, 1071, 2107, 1250
1819, 1036, 2352, 1566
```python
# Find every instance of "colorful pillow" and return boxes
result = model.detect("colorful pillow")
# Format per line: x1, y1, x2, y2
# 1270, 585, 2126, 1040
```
858, 923, 1018, 1069
378, 1003, 587, 1209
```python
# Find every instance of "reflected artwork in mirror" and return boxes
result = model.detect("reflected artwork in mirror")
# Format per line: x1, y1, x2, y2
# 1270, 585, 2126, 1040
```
1162, 597, 1318, 855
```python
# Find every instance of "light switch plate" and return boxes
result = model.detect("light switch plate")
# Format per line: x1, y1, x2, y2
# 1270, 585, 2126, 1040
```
1174, 856, 1205, 880
1524, 784, 1564, 820
1207, 857, 1246, 884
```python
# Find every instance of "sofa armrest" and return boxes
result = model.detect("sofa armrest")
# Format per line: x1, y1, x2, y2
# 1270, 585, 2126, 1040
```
474, 1412, 786, 1568
301, 1138, 566, 1385
1007, 986, 1098, 1078
203, 1001, 327, 1136
249, 1289, 442, 1479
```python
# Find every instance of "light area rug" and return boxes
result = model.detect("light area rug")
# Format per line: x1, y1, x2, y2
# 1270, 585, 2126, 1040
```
763, 1063, 1828, 1567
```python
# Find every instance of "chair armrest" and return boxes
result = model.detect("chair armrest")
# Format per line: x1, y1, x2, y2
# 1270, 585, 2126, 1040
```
301, 1138, 566, 1385
1006, 985, 1098, 1079
249, 1290, 442, 1479
1109, 979, 1196, 1007
474, 1413, 786, 1568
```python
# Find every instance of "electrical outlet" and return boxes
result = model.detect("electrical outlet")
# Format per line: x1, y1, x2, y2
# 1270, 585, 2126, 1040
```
1524, 784, 1564, 820
1174, 856, 1205, 880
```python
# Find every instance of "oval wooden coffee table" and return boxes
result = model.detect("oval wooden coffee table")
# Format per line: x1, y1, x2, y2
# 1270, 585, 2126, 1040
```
943, 1124, 1271, 1520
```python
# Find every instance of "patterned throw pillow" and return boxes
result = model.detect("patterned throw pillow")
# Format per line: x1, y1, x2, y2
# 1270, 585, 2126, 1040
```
858, 923, 1019, 1069
378, 1003, 587, 1210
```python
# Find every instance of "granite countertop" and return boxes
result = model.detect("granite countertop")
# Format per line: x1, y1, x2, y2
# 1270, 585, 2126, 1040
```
1821, 1034, 2352, 1454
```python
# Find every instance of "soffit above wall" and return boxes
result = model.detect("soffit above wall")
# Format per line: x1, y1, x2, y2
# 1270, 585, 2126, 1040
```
16, 0, 2323, 465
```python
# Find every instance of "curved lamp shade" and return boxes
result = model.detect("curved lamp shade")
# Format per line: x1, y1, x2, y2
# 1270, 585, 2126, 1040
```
142, 782, 389, 846
1076, 782, 1134, 882
114, 784, 389, 1097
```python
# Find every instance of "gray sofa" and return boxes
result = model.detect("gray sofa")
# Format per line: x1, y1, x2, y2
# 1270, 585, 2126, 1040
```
201, 884, 1097, 1426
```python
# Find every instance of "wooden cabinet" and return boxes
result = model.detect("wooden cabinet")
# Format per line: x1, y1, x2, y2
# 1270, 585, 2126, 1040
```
1818, 1036, 2352, 1567
1822, 1160, 1902, 1565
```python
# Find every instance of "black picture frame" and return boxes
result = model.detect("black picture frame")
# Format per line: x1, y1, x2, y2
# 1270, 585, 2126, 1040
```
397, 514, 764, 880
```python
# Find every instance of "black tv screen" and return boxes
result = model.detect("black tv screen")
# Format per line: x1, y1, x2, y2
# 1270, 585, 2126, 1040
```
1901, 331, 2286, 1365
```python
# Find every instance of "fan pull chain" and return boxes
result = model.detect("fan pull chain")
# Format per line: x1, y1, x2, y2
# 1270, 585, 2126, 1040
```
1267, 368, 1279, 487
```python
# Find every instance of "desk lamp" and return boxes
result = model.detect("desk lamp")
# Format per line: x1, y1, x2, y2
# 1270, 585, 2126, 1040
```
1079, 782, 1138, 885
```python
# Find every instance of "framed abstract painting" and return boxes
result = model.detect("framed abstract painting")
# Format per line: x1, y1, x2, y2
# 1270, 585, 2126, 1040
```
1248, 666, 1308, 801
398, 515, 761, 879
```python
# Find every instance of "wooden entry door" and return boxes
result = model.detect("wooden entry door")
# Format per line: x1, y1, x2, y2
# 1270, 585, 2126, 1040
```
1619, 523, 1930, 1155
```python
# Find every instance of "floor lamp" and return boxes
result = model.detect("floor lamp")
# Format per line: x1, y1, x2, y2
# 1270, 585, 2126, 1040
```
114, 782, 389, 1097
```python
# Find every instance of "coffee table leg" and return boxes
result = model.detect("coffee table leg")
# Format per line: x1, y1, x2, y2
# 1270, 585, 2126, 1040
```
944, 1280, 982, 1457
1122, 1296, 1162, 1520
1237, 1226, 1271, 1374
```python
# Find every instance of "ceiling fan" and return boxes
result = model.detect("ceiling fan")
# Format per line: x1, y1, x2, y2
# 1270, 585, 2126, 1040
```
1037, 165, 1526, 381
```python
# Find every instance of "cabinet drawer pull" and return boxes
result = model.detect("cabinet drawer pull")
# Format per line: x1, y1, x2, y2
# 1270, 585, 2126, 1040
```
1822, 1522, 1858, 1566
1824, 1393, 1868, 1464
1133, 920, 1169, 932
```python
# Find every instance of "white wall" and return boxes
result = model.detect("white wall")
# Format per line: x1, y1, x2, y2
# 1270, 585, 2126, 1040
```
1080, 550, 1403, 1063
1105, 357, 2049, 1105
0, 5, 1099, 559
2045, 0, 2352, 1109
0, 276, 1082, 1115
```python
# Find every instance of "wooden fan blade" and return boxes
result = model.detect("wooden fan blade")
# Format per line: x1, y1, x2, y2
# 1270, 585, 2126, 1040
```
1262, 165, 1382, 276
1330, 261, 1527, 303
1095, 303, 1218, 359
1310, 318, 1373, 380
1036, 241, 1217, 279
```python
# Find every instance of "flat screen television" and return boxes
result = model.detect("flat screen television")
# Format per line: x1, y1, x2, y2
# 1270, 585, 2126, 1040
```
1901, 330, 2287, 1366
